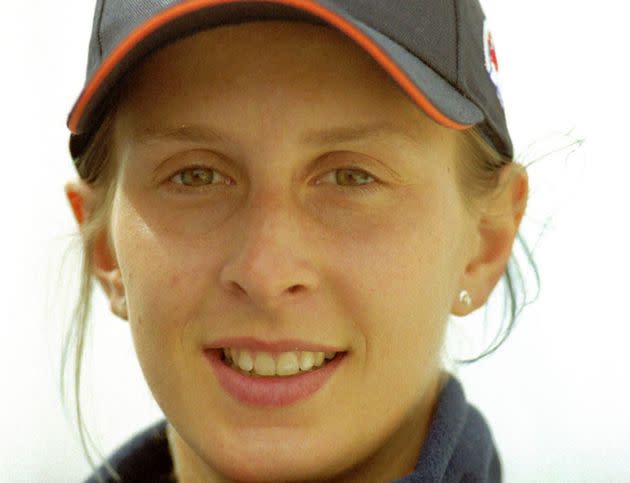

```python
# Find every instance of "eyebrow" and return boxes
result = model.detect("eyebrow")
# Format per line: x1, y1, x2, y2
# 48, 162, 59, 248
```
134, 121, 422, 148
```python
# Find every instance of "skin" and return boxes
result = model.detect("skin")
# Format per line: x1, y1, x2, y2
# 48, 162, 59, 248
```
65, 21, 528, 483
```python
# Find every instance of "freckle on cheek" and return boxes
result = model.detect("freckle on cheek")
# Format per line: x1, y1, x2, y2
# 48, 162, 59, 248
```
170, 274, 179, 288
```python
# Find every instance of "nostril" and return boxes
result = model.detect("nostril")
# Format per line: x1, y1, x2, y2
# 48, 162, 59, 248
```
288, 285, 304, 294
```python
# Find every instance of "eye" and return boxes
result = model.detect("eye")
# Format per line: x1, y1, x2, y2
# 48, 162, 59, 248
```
169, 165, 233, 189
317, 167, 381, 193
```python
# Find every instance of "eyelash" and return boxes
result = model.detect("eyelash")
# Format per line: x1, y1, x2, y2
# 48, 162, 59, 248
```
167, 165, 382, 195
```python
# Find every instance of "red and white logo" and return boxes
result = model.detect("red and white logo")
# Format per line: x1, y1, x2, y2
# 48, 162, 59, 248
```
483, 19, 504, 107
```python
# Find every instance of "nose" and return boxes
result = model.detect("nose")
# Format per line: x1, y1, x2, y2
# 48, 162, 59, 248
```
219, 191, 319, 312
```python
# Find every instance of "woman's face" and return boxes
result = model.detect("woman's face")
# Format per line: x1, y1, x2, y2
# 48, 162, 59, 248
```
108, 21, 479, 482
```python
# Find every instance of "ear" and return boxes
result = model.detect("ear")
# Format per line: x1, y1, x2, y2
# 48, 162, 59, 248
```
452, 163, 529, 315
64, 179, 128, 321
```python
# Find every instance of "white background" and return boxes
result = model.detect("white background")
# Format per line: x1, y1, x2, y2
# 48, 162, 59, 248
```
1, 1, 628, 482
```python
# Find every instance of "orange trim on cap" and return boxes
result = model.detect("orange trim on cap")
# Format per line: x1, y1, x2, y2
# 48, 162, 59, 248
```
68, 0, 472, 133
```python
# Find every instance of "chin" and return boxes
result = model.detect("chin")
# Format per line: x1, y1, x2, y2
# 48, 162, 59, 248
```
202, 437, 346, 483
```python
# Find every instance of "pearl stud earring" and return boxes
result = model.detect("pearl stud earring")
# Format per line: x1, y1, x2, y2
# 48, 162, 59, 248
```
459, 290, 472, 308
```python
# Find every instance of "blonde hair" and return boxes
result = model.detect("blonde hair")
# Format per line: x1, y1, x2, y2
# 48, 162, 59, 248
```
61, 108, 121, 482
60, 104, 537, 481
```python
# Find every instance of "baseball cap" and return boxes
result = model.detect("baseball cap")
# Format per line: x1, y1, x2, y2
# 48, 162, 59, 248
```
67, 0, 513, 177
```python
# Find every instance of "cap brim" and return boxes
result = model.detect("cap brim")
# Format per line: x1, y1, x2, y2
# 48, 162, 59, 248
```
68, 0, 484, 159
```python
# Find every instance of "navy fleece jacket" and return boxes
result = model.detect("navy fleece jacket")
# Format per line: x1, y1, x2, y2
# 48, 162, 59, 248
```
84, 374, 502, 482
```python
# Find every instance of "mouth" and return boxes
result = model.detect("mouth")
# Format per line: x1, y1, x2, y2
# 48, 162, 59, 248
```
220, 347, 342, 377
205, 348, 347, 407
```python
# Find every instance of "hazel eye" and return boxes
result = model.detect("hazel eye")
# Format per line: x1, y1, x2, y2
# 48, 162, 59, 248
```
336, 168, 375, 186
169, 166, 232, 188
317, 167, 380, 192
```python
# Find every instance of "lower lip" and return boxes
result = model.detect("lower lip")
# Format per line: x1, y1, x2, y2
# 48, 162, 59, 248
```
204, 349, 346, 407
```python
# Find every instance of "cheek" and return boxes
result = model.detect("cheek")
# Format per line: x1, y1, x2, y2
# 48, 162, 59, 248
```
340, 191, 460, 366
111, 192, 221, 388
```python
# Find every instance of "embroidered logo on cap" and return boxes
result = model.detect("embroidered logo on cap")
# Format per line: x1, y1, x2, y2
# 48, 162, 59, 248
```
483, 19, 504, 107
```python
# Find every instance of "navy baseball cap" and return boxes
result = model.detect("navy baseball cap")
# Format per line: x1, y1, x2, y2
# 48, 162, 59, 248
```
67, 0, 513, 177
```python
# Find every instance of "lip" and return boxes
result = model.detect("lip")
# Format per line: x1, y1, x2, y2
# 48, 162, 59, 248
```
205, 336, 344, 354
204, 348, 347, 407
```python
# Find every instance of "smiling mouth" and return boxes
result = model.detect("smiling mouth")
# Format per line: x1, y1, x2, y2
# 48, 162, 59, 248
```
220, 348, 341, 377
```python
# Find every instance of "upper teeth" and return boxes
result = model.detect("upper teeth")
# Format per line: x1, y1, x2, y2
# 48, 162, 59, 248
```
223, 348, 337, 377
